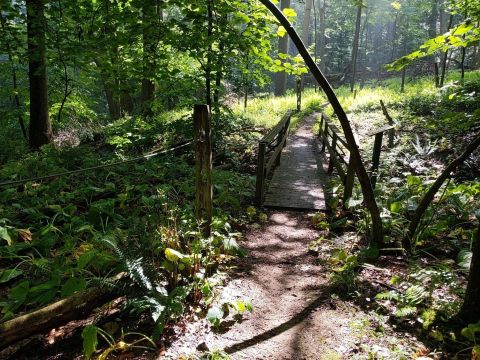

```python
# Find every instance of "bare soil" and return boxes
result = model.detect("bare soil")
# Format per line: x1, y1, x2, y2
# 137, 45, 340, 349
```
164, 211, 427, 360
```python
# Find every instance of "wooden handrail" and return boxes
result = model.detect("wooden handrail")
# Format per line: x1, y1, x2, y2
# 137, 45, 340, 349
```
319, 113, 354, 203
319, 112, 397, 199
255, 111, 292, 206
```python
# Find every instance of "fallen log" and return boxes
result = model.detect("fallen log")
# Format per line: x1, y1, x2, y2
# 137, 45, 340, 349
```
0, 282, 121, 349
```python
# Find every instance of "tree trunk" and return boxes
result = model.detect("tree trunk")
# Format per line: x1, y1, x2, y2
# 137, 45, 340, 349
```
140, 0, 160, 115
0, 11, 28, 141
350, 4, 362, 93
205, 0, 213, 106
26, 0, 52, 150
440, 14, 454, 87
318, 0, 326, 73
274, 0, 291, 96
428, 0, 439, 87
359, 5, 371, 88
260, 0, 384, 247
390, 12, 399, 62
460, 222, 480, 323
301, 0, 313, 89
405, 132, 480, 252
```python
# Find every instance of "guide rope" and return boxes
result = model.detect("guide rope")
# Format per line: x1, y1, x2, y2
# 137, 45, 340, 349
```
0, 139, 197, 188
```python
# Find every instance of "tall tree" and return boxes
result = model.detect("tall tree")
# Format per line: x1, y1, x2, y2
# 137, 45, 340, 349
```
301, 0, 313, 88
350, 1, 363, 92
140, 0, 161, 115
26, 0, 52, 149
274, 0, 291, 96
317, 0, 326, 72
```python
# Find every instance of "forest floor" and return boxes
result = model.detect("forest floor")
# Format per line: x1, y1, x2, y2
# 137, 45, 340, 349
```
165, 210, 428, 360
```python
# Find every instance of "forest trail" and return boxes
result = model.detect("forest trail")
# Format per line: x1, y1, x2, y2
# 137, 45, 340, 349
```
165, 211, 365, 359
264, 114, 329, 210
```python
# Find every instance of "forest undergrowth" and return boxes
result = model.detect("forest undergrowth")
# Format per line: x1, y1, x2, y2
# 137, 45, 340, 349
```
0, 71, 479, 359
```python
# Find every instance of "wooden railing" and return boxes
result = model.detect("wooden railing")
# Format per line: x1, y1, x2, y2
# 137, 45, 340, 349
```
255, 110, 292, 206
319, 113, 355, 202
319, 112, 395, 200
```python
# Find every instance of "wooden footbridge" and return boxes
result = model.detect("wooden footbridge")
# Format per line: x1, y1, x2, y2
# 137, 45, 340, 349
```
255, 109, 394, 211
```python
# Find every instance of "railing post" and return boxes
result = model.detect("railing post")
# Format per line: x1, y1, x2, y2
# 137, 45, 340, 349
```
343, 156, 355, 203
296, 78, 302, 112
194, 105, 213, 238
319, 114, 324, 138
370, 132, 383, 189
321, 121, 328, 153
255, 142, 267, 206
328, 133, 337, 173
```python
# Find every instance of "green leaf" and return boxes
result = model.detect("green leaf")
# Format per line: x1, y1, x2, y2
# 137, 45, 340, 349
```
391, 1, 401, 10
0, 269, 23, 284
77, 251, 96, 270
277, 26, 287, 38
61, 277, 87, 297
457, 249, 472, 270
207, 306, 224, 327
0, 226, 13, 246
282, 8, 297, 19
165, 248, 186, 262
390, 201, 402, 214
9, 280, 30, 303
82, 325, 98, 360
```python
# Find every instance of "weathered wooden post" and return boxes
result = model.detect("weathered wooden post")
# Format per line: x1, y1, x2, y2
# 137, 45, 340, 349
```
296, 78, 302, 112
194, 105, 213, 237
328, 132, 337, 173
343, 157, 355, 203
380, 100, 395, 148
255, 142, 267, 206
370, 132, 383, 189
321, 118, 328, 153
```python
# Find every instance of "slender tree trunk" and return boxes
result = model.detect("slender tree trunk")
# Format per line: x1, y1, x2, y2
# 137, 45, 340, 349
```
390, 12, 399, 62
301, 0, 313, 89
460, 222, 480, 323
140, 0, 160, 115
0, 12, 28, 141
440, 14, 454, 87
428, 0, 439, 86
274, 0, 291, 96
350, 4, 362, 93
318, 0, 326, 73
359, 5, 371, 88
460, 5, 467, 84
260, 0, 384, 247
27, 0, 52, 150
205, 0, 213, 106
213, 41, 225, 107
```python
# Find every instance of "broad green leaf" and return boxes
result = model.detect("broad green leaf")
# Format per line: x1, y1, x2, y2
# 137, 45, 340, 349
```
391, 1, 401, 10
207, 306, 224, 327
0, 269, 23, 284
277, 26, 287, 38
82, 325, 98, 360
61, 277, 87, 297
0, 226, 12, 246
165, 248, 186, 262
457, 249, 472, 269
282, 8, 296, 19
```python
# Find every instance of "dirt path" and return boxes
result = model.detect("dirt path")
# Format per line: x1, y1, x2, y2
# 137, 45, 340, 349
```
165, 211, 375, 359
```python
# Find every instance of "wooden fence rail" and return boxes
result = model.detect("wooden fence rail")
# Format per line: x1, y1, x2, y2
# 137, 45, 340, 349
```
319, 112, 395, 201
319, 113, 355, 202
255, 110, 292, 206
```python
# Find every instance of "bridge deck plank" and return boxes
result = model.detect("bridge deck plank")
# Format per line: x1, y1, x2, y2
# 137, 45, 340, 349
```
264, 114, 329, 211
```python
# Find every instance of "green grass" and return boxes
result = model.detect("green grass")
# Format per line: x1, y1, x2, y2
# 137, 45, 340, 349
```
232, 88, 327, 129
